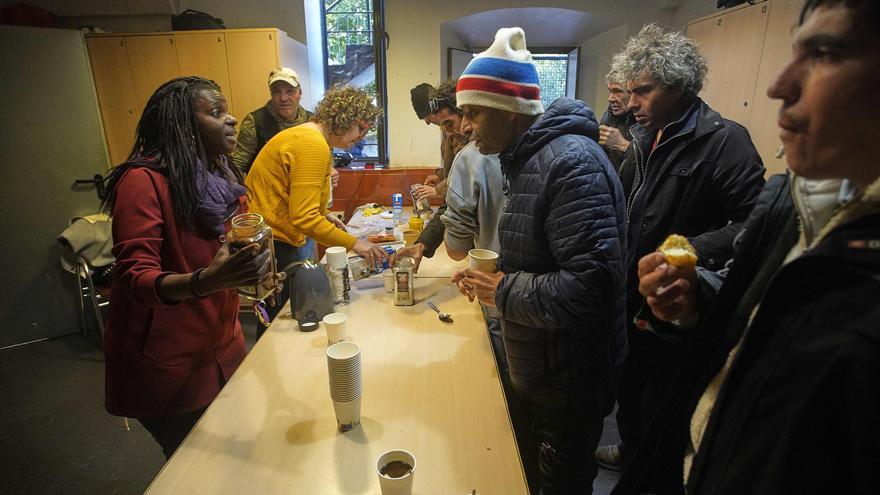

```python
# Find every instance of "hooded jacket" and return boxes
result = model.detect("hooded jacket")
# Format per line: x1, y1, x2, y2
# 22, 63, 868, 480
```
614, 173, 880, 494
494, 98, 628, 394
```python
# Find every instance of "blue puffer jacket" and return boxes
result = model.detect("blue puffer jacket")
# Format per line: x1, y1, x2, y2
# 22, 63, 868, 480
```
495, 98, 628, 395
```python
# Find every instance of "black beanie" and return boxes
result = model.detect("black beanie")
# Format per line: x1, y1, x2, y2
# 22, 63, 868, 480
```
410, 83, 432, 119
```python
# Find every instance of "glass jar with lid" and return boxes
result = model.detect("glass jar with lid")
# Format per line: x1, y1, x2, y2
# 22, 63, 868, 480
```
226, 212, 277, 301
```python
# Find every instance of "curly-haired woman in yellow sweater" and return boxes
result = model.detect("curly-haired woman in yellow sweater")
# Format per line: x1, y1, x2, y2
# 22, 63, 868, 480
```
246, 86, 386, 333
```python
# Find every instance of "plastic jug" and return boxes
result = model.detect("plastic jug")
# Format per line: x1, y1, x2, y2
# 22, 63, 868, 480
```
283, 260, 335, 332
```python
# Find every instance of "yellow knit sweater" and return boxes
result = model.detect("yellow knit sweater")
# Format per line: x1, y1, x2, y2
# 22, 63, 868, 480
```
245, 125, 355, 250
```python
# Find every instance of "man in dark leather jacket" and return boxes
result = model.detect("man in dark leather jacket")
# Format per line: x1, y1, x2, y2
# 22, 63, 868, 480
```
451, 27, 627, 494
595, 24, 767, 472
616, 1, 880, 493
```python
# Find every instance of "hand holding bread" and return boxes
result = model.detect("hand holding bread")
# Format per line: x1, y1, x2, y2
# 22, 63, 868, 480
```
638, 234, 700, 323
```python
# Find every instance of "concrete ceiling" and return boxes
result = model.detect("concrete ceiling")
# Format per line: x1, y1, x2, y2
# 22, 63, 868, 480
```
443, 7, 616, 49
0, 0, 180, 16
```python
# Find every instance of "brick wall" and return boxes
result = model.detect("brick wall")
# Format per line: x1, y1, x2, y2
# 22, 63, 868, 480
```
332, 168, 443, 222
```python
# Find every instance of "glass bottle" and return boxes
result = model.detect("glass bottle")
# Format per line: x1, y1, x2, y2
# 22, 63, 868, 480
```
226, 212, 277, 301
392, 256, 415, 306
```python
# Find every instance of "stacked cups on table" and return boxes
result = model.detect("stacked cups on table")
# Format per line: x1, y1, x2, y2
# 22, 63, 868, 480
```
325, 246, 350, 304
326, 341, 362, 431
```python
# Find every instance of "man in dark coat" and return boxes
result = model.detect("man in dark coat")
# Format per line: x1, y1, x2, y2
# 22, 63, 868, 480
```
451, 27, 628, 494
615, 1, 880, 493
598, 69, 635, 172
595, 24, 767, 472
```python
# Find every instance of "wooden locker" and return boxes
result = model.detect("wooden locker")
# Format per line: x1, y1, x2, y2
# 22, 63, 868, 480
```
125, 35, 180, 114
85, 36, 139, 166
225, 30, 280, 119
748, 0, 804, 175
688, 2, 770, 126
175, 32, 235, 118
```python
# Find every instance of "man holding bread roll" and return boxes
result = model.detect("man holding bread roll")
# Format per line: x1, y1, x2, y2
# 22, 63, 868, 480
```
616, 1, 880, 493
595, 24, 767, 473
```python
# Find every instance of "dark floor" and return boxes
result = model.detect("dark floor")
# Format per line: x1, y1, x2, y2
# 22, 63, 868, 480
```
0, 317, 621, 494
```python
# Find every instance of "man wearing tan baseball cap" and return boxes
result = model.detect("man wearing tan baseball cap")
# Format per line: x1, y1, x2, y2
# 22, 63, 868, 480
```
233, 67, 313, 174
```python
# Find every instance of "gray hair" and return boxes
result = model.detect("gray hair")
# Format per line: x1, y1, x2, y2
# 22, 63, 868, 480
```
610, 24, 707, 96
605, 69, 625, 87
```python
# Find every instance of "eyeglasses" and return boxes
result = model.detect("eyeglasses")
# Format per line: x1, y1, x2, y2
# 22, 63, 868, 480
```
428, 97, 452, 113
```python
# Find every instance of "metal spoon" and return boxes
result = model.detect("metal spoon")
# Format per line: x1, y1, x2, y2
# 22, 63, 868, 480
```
427, 301, 453, 323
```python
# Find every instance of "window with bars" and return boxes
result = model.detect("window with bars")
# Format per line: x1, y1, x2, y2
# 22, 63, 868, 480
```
533, 55, 570, 110
321, 0, 387, 162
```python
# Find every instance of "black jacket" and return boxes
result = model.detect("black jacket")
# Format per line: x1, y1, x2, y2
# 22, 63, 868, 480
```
614, 174, 880, 495
494, 98, 628, 395
619, 98, 765, 324
600, 106, 635, 172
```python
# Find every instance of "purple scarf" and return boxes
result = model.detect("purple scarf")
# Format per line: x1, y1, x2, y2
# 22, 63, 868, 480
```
194, 156, 247, 237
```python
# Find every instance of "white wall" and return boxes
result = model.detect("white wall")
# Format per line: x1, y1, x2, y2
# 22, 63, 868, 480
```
182, 0, 306, 41
26, 0, 726, 167
383, 0, 683, 166
41, 0, 305, 40
577, 24, 628, 114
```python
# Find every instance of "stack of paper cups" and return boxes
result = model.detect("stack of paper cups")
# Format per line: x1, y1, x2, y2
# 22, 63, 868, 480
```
325, 246, 349, 268
325, 246, 350, 304
326, 342, 362, 431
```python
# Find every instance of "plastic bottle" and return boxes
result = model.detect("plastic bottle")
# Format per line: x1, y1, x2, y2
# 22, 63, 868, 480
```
392, 193, 403, 225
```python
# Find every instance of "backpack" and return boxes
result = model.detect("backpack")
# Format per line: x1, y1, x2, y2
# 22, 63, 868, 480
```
171, 9, 225, 31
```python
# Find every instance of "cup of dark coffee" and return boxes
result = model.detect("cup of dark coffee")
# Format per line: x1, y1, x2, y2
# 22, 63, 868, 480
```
376, 449, 416, 495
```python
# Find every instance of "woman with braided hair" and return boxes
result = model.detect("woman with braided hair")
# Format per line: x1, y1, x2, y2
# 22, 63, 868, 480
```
101, 76, 275, 459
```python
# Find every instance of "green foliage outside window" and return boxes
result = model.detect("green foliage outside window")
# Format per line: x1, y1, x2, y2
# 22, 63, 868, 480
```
324, 0, 373, 66
533, 56, 569, 110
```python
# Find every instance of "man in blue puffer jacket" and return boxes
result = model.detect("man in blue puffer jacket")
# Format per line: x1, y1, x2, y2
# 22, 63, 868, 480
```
452, 27, 628, 494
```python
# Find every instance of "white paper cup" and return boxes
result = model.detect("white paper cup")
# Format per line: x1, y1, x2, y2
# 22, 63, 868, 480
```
326, 246, 349, 268
468, 248, 499, 273
323, 312, 348, 345
332, 398, 361, 432
376, 449, 416, 495
327, 342, 362, 405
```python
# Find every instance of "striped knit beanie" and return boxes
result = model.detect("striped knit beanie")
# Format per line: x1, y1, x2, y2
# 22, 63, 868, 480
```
456, 27, 544, 116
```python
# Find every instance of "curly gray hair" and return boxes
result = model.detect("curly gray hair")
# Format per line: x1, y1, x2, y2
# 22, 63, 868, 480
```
610, 24, 707, 96
605, 69, 625, 87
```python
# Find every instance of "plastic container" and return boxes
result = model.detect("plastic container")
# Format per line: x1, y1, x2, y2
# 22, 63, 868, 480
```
392, 193, 403, 224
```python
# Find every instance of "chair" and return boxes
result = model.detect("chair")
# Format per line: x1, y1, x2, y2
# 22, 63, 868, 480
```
74, 257, 111, 340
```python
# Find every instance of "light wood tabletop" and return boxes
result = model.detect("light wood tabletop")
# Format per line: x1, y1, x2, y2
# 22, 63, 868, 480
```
146, 247, 527, 494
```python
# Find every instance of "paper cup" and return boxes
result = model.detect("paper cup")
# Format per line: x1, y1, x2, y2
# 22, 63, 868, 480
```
326, 246, 349, 268
323, 312, 348, 345
332, 398, 361, 432
376, 449, 416, 495
327, 342, 362, 408
468, 248, 499, 273
402, 230, 420, 247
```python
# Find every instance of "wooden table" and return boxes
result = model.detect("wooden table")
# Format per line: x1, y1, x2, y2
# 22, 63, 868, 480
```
146, 247, 527, 494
